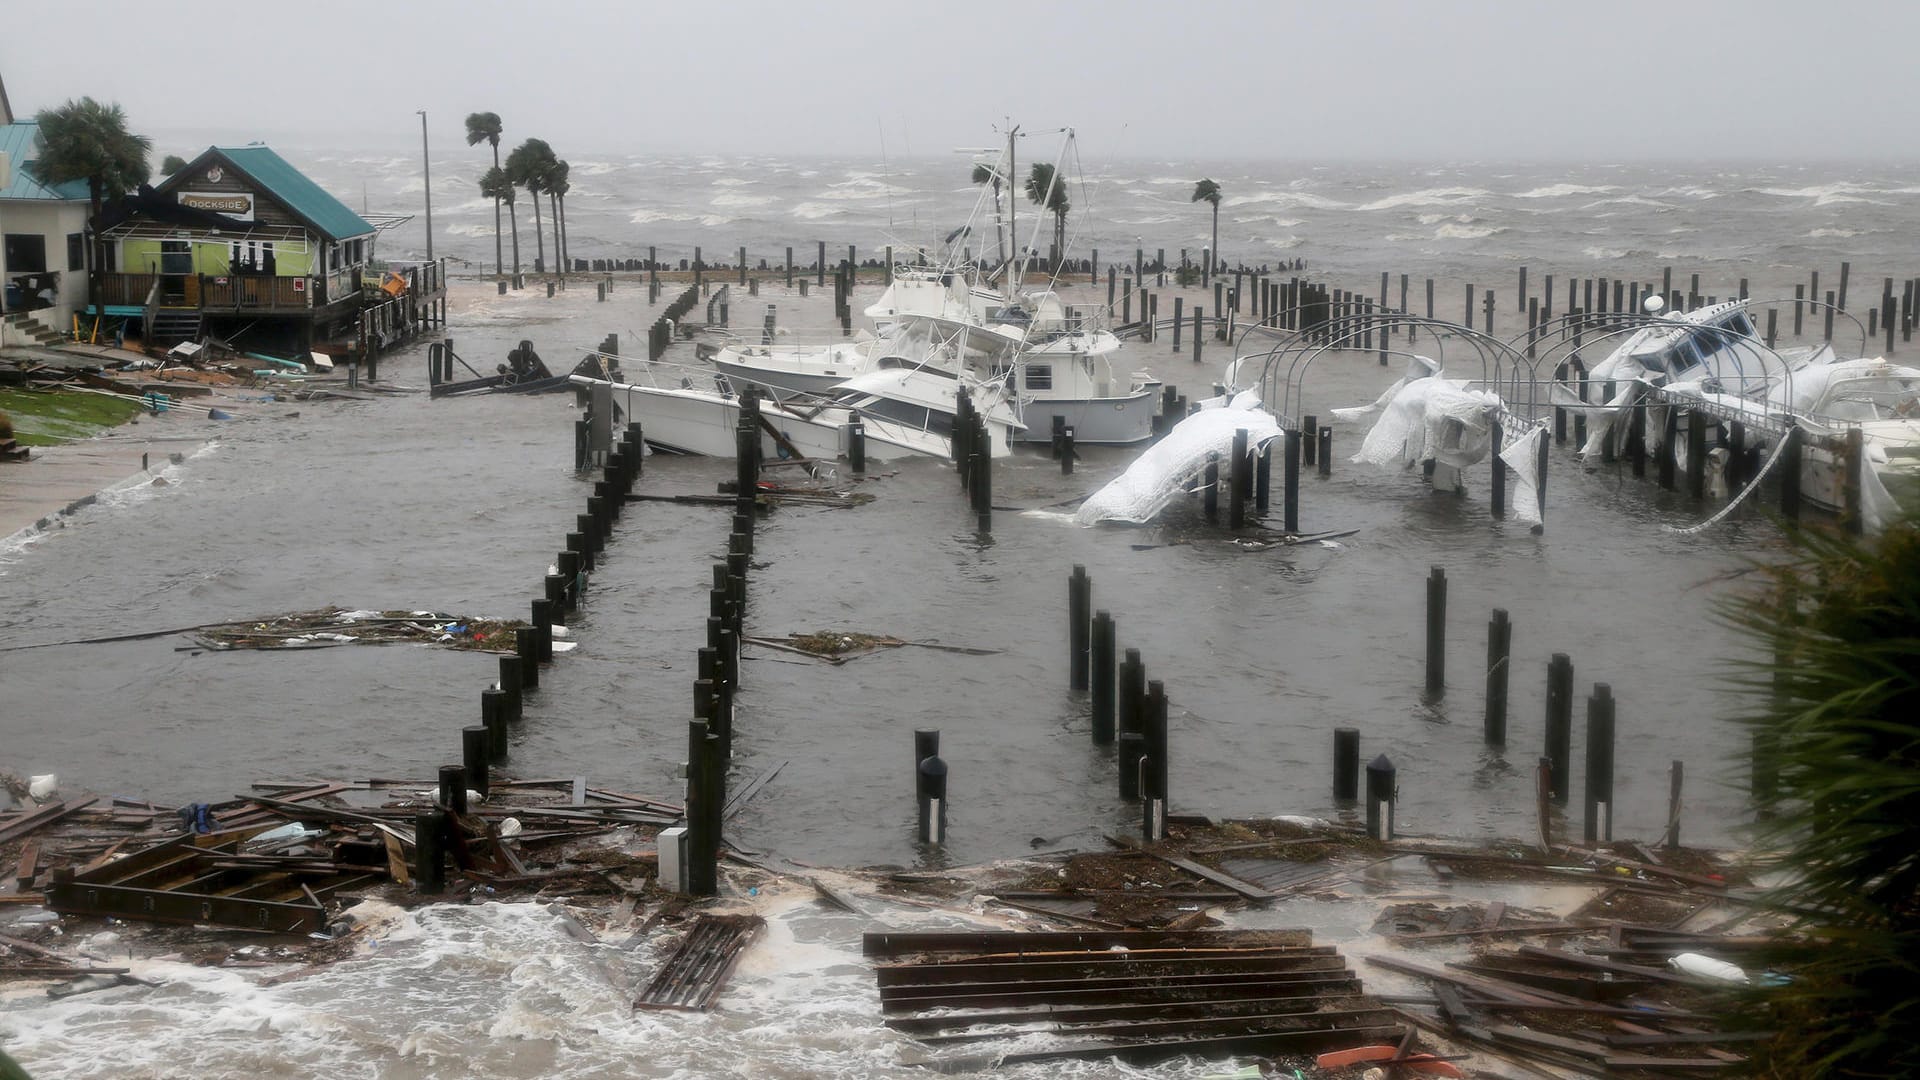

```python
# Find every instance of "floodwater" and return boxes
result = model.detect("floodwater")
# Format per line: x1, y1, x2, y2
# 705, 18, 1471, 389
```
0, 274, 1787, 1077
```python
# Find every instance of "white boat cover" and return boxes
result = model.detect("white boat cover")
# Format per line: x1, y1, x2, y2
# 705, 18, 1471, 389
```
1332, 355, 1505, 472
1075, 392, 1281, 525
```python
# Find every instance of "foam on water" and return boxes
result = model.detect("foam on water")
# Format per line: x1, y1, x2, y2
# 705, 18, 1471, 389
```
1355, 186, 1490, 211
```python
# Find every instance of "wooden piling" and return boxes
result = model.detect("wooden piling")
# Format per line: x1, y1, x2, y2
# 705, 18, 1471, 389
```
1118, 649, 1146, 799
1142, 681, 1169, 840
1490, 421, 1507, 518
1583, 683, 1616, 844
414, 810, 446, 893
1317, 428, 1332, 477
1228, 429, 1248, 528
1068, 566, 1091, 692
1425, 566, 1447, 696
1203, 453, 1220, 522
1090, 610, 1116, 744
1283, 429, 1301, 532
463, 728, 489, 796
1365, 755, 1396, 841
1686, 410, 1708, 500
1545, 654, 1573, 804
1333, 728, 1360, 801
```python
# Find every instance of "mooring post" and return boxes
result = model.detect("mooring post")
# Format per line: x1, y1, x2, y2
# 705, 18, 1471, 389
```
1060, 426, 1075, 475
1545, 653, 1574, 804
1780, 426, 1803, 523
1090, 610, 1116, 744
1142, 680, 1169, 841
1255, 440, 1271, 514
515, 628, 540, 690
1365, 754, 1396, 841
1118, 649, 1146, 799
1333, 727, 1360, 801
413, 810, 446, 893
917, 754, 948, 845
846, 417, 866, 475
1283, 428, 1302, 532
1317, 427, 1332, 477
1686, 410, 1708, 500
1666, 761, 1684, 850
1171, 296, 1183, 350
1192, 306, 1203, 364
1303, 415, 1318, 467
1490, 421, 1506, 518
1583, 683, 1616, 844
1485, 608, 1511, 744
1844, 427, 1866, 536
438, 764, 469, 818
1203, 453, 1220, 522
482, 689, 507, 762
499, 655, 524, 723
1425, 566, 1447, 696
1068, 566, 1091, 692
463, 728, 489, 797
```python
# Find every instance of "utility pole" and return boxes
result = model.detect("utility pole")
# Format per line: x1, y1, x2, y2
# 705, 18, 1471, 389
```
417, 110, 434, 263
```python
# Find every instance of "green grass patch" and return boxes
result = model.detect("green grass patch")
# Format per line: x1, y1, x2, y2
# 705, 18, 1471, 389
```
0, 388, 146, 446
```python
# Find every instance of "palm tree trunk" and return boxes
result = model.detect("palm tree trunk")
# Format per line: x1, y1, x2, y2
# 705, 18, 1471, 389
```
558, 195, 569, 270
529, 191, 545, 274
507, 201, 521, 281
87, 181, 104, 323
549, 192, 563, 278
1210, 203, 1219, 281
491, 142, 504, 278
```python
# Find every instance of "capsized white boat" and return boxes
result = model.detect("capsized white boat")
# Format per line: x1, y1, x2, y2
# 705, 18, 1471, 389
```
1076, 391, 1281, 525
569, 356, 1023, 462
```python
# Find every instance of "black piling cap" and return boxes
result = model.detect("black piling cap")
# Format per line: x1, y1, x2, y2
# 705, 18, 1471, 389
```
1368, 753, 1396, 773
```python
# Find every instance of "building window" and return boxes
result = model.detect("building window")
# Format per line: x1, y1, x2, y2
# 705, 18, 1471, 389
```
67, 233, 85, 271
1025, 363, 1053, 391
3, 234, 48, 273
160, 240, 191, 275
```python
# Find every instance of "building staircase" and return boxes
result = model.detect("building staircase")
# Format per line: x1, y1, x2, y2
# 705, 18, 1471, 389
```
2, 312, 67, 348
150, 309, 204, 348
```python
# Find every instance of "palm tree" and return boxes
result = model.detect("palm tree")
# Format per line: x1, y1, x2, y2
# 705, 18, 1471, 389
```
1025, 162, 1069, 272
1191, 178, 1222, 285
506, 138, 554, 274
33, 98, 150, 310
464, 112, 504, 277
547, 160, 571, 275
1724, 512, 1920, 1076
971, 162, 1006, 267
479, 166, 519, 282
160, 154, 187, 177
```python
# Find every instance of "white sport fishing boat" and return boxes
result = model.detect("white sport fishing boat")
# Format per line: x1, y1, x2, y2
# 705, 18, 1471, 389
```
704, 126, 1162, 444
568, 356, 1023, 462
1568, 296, 1920, 521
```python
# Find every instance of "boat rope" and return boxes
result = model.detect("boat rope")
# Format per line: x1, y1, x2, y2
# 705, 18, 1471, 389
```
1660, 420, 1795, 535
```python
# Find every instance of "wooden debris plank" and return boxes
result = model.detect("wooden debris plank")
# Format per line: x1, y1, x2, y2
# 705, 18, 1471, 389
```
984, 897, 1123, 929
1364, 955, 1573, 1007
1606, 1031, 1774, 1047
863, 928, 1310, 958
12, 840, 39, 890
1483, 900, 1507, 928
0, 797, 100, 845
1393, 922, 1588, 943
1603, 1055, 1739, 1070
881, 973, 1361, 1013
996, 1024, 1405, 1067
633, 914, 763, 1011
1484, 1023, 1612, 1059
915, 1004, 1400, 1046
1106, 835, 1273, 901
883, 991, 1373, 1034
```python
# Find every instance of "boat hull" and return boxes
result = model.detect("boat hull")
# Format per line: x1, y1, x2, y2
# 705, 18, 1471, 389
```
1014, 387, 1162, 445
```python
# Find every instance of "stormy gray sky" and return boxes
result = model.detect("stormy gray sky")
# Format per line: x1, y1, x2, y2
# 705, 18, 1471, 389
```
6, 0, 1917, 161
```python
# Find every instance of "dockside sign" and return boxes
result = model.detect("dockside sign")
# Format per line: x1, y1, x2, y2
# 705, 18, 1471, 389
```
178, 191, 254, 220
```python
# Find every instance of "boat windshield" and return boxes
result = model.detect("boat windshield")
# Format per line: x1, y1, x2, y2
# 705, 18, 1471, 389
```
1815, 377, 1920, 421
828, 390, 954, 436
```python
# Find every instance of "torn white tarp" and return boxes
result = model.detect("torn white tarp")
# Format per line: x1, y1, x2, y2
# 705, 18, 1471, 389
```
1334, 358, 1504, 473
1076, 391, 1282, 525
1498, 425, 1548, 526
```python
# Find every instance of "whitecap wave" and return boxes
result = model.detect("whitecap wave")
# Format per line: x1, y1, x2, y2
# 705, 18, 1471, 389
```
628, 209, 735, 227
711, 193, 777, 208
1512, 183, 1619, 199
1808, 227, 1864, 238
1355, 187, 1489, 211
1434, 223, 1502, 240
789, 202, 844, 221
1222, 190, 1347, 211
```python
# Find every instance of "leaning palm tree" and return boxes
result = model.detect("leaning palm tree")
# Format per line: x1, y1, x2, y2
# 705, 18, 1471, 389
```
970, 162, 1006, 268
1191, 178, 1222, 285
464, 112, 504, 276
479, 166, 519, 281
506, 138, 554, 274
33, 98, 150, 309
1024, 162, 1069, 273
546, 160, 571, 274
160, 153, 187, 177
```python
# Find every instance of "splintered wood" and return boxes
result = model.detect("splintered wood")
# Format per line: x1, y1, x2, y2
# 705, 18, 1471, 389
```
865, 929, 1404, 1067
634, 914, 765, 1011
